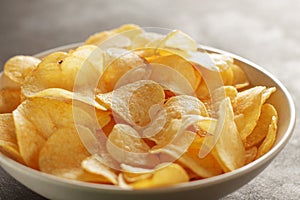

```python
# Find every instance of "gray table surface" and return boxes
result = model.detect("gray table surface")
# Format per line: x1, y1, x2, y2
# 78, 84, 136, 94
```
0, 0, 299, 199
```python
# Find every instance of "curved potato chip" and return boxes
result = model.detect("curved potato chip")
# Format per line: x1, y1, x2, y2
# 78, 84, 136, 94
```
149, 54, 201, 90
245, 104, 278, 148
85, 24, 143, 47
31, 88, 106, 111
148, 95, 207, 145
98, 51, 146, 93
4, 55, 40, 84
130, 32, 164, 49
39, 127, 90, 173
130, 163, 189, 189
0, 88, 21, 113
70, 45, 105, 74
106, 124, 159, 168
81, 154, 118, 184
0, 113, 24, 163
211, 98, 245, 172
256, 114, 278, 159
233, 86, 266, 141
13, 96, 110, 168
231, 64, 249, 89
97, 80, 165, 127
0, 72, 20, 90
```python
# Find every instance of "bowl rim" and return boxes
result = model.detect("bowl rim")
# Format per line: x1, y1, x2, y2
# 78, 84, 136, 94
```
0, 43, 296, 194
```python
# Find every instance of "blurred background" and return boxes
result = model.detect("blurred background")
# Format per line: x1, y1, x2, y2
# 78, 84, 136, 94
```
0, 0, 299, 199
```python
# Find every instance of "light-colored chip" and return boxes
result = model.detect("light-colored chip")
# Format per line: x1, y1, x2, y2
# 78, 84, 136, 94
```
148, 95, 207, 146
0, 88, 21, 113
233, 86, 266, 141
82, 154, 118, 184
97, 80, 165, 127
149, 54, 201, 90
4, 55, 41, 84
256, 113, 278, 159
98, 51, 146, 93
85, 24, 143, 47
211, 98, 245, 172
31, 88, 107, 111
0, 72, 20, 90
231, 64, 249, 89
129, 163, 189, 189
0, 113, 24, 163
107, 124, 159, 168
245, 104, 278, 148
39, 127, 90, 174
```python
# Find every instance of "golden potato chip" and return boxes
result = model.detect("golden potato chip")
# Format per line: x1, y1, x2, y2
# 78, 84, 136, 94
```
256, 114, 278, 159
149, 54, 201, 90
0, 113, 24, 163
69, 45, 105, 76
107, 124, 159, 168
211, 98, 245, 172
262, 87, 276, 104
0, 88, 21, 113
85, 24, 143, 47
147, 95, 208, 146
97, 80, 165, 127
130, 32, 164, 49
13, 96, 111, 168
21, 52, 68, 97
245, 104, 278, 149
98, 51, 146, 93
231, 64, 249, 89
39, 127, 90, 173
81, 154, 118, 184
4, 55, 40, 84
245, 146, 257, 165
31, 88, 107, 111
130, 163, 189, 189
233, 86, 266, 141
0, 72, 20, 90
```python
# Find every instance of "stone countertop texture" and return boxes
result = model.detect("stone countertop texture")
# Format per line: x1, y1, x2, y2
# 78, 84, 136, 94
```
0, 0, 299, 199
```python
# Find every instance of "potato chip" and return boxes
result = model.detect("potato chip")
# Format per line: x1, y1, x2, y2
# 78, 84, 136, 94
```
107, 124, 159, 168
39, 127, 90, 173
0, 88, 21, 113
13, 96, 110, 168
130, 32, 164, 49
70, 45, 105, 74
98, 51, 146, 93
0, 113, 24, 163
262, 87, 276, 104
4, 55, 41, 84
81, 154, 118, 184
130, 163, 189, 189
233, 86, 266, 141
245, 146, 257, 165
149, 54, 201, 90
85, 24, 143, 47
31, 88, 107, 111
211, 98, 245, 172
231, 64, 249, 89
0, 72, 20, 90
97, 80, 165, 127
245, 104, 278, 148
147, 95, 207, 145
256, 114, 278, 159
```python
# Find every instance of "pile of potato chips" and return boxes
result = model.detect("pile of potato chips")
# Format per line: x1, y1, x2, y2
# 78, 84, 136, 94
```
0, 24, 278, 189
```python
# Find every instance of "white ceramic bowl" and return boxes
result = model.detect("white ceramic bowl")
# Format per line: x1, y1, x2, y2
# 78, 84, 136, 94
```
0, 44, 296, 200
